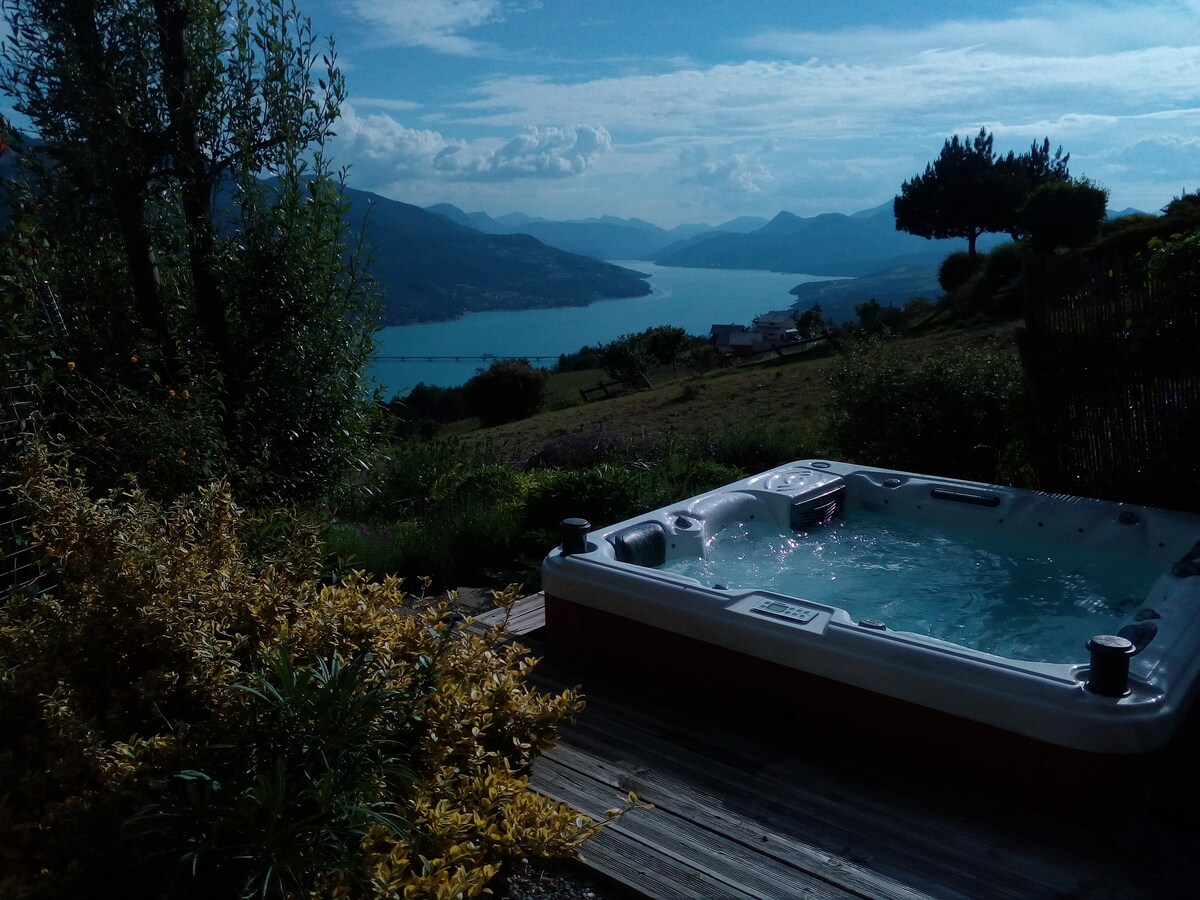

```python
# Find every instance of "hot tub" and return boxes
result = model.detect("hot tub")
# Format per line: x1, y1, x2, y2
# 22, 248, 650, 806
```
542, 461, 1200, 761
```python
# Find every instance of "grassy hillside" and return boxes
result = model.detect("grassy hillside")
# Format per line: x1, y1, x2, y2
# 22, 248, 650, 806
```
331, 312, 1024, 592
458, 315, 1019, 465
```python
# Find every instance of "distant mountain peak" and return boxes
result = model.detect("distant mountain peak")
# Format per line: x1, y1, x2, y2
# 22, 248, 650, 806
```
760, 210, 807, 233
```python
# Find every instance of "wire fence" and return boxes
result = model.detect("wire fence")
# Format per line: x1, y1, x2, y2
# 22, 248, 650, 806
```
1, 342, 43, 595
0, 281, 67, 597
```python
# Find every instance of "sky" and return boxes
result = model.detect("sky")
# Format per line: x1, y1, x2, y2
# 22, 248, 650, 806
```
9, 1, 1200, 228
292, 0, 1200, 227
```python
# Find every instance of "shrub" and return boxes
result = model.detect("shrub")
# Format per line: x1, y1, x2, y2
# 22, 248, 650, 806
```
939, 250, 982, 293
712, 424, 815, 473
463, 359, 549, 426
524, 465, 644, 531
0, 453, 612, 898
827, 338, 1027, 482
392, 382, 468, 430
686, 342, 718, 372
1019, 178, 1109, 252
980, 240, 1025, 284
343, 437, 482, 521
600, 334, 654, 387
635, 453, 744, 509
900, 296, 938, 326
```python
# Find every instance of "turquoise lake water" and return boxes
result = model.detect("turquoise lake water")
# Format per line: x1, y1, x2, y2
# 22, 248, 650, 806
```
368, 262, 850, 396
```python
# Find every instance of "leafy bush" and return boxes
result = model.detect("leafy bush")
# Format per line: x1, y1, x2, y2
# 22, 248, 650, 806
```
343, 437, 483, 520
642, 325, 692, 375
463, 359, 549, 426
949, 242, 1027, 312
827, 338, 1027, 482
1019, 178, 1109, 252
334, 443, 751, 591
600, 334, 655, 387
900, 296, 939, 326
553, 343, 605, 373
523, 453, 744, 535
524, 465, 645, 531
0, 454, 610, 898
711, 423, 817, 473
981, 240, 1025, 284
389, 382, 468, 432
634, 453, 744, 510
686, 342, 718, 372
939, 250, 982, 293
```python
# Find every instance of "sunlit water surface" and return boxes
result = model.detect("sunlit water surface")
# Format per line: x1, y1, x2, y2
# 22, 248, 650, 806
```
663, 512, 1162, 663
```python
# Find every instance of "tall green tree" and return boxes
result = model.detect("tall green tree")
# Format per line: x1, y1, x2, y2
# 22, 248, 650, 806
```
894, 128, 1070, 256
1, 0, 377, 501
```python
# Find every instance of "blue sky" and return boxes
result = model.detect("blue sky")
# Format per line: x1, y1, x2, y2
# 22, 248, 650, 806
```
15, 1, 1200, 227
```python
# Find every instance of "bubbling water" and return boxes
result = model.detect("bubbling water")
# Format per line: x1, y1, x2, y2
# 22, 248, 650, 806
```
663, 512, 1161, 663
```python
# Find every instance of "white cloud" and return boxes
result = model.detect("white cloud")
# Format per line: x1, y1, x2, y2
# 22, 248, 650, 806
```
678, 147, 775, 194
335, 106, 456, 179
740, 2, 1200, 61
452, 43, 1200, 146
443, 124, 612, 179
1101, 134, 1200, 177
352, 97, 424, 113
341, 0, 509, 54
323, 0, 1200, 222
332, 106, 610, 189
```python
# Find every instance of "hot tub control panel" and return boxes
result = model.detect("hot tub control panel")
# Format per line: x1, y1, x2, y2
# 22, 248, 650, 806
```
750, 598, 819, 625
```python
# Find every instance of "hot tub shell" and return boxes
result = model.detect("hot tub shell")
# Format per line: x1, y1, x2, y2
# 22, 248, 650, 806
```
542, 462, 1200, 760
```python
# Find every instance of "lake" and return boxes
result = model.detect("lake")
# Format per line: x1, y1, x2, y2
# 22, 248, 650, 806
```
368, 262, 851, 396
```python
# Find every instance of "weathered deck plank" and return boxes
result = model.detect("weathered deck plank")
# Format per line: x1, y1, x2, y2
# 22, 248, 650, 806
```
465, 591, 546, 634
523, 633, 1200, 900
543, 743, 933, 900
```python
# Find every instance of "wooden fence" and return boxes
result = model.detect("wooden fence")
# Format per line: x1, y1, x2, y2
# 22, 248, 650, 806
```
1018, 254, 1200, 510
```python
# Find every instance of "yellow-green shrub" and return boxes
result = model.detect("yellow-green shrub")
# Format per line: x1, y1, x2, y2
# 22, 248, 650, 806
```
0, 452, 597, 898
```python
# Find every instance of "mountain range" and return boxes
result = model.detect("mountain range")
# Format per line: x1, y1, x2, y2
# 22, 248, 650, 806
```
352, 194, 1149, 324
397, 198, 1006, 322
426, 203, 767, 261
338, 190, 653, 324
350, 191, 990, 324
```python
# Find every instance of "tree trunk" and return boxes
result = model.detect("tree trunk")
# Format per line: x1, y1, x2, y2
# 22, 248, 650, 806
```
113, 190, 168, 338
153, 0, 235, 414
64, 2, 167, 340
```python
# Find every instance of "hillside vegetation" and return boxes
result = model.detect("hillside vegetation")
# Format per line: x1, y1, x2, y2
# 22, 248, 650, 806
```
330, 305, 1026, 593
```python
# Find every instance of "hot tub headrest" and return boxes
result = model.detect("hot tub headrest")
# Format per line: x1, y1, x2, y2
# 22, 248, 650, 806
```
685, 491, 760, 527
608, 521, 667, 567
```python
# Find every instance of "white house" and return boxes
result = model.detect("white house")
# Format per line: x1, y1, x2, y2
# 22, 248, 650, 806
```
710, 310, 800, 355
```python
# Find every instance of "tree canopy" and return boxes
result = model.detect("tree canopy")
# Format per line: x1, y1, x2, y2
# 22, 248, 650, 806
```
894, 128, 1070, 256
1, 0, 377, 501
1019, 178, 1109, 253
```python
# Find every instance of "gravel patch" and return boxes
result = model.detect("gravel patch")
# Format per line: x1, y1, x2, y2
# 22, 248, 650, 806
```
497, 857, 630, 899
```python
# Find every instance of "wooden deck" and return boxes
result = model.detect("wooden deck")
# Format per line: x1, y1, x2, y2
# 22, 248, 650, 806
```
494, 598, 1200, 899
466, 591, 546, 635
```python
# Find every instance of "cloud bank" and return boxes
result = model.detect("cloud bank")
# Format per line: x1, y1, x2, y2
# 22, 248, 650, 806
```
319, 0, 1200, 223
334, 107, 611, 190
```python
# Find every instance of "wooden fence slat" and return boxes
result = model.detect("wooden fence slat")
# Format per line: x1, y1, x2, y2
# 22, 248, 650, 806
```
1021, 254, 1200, 509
